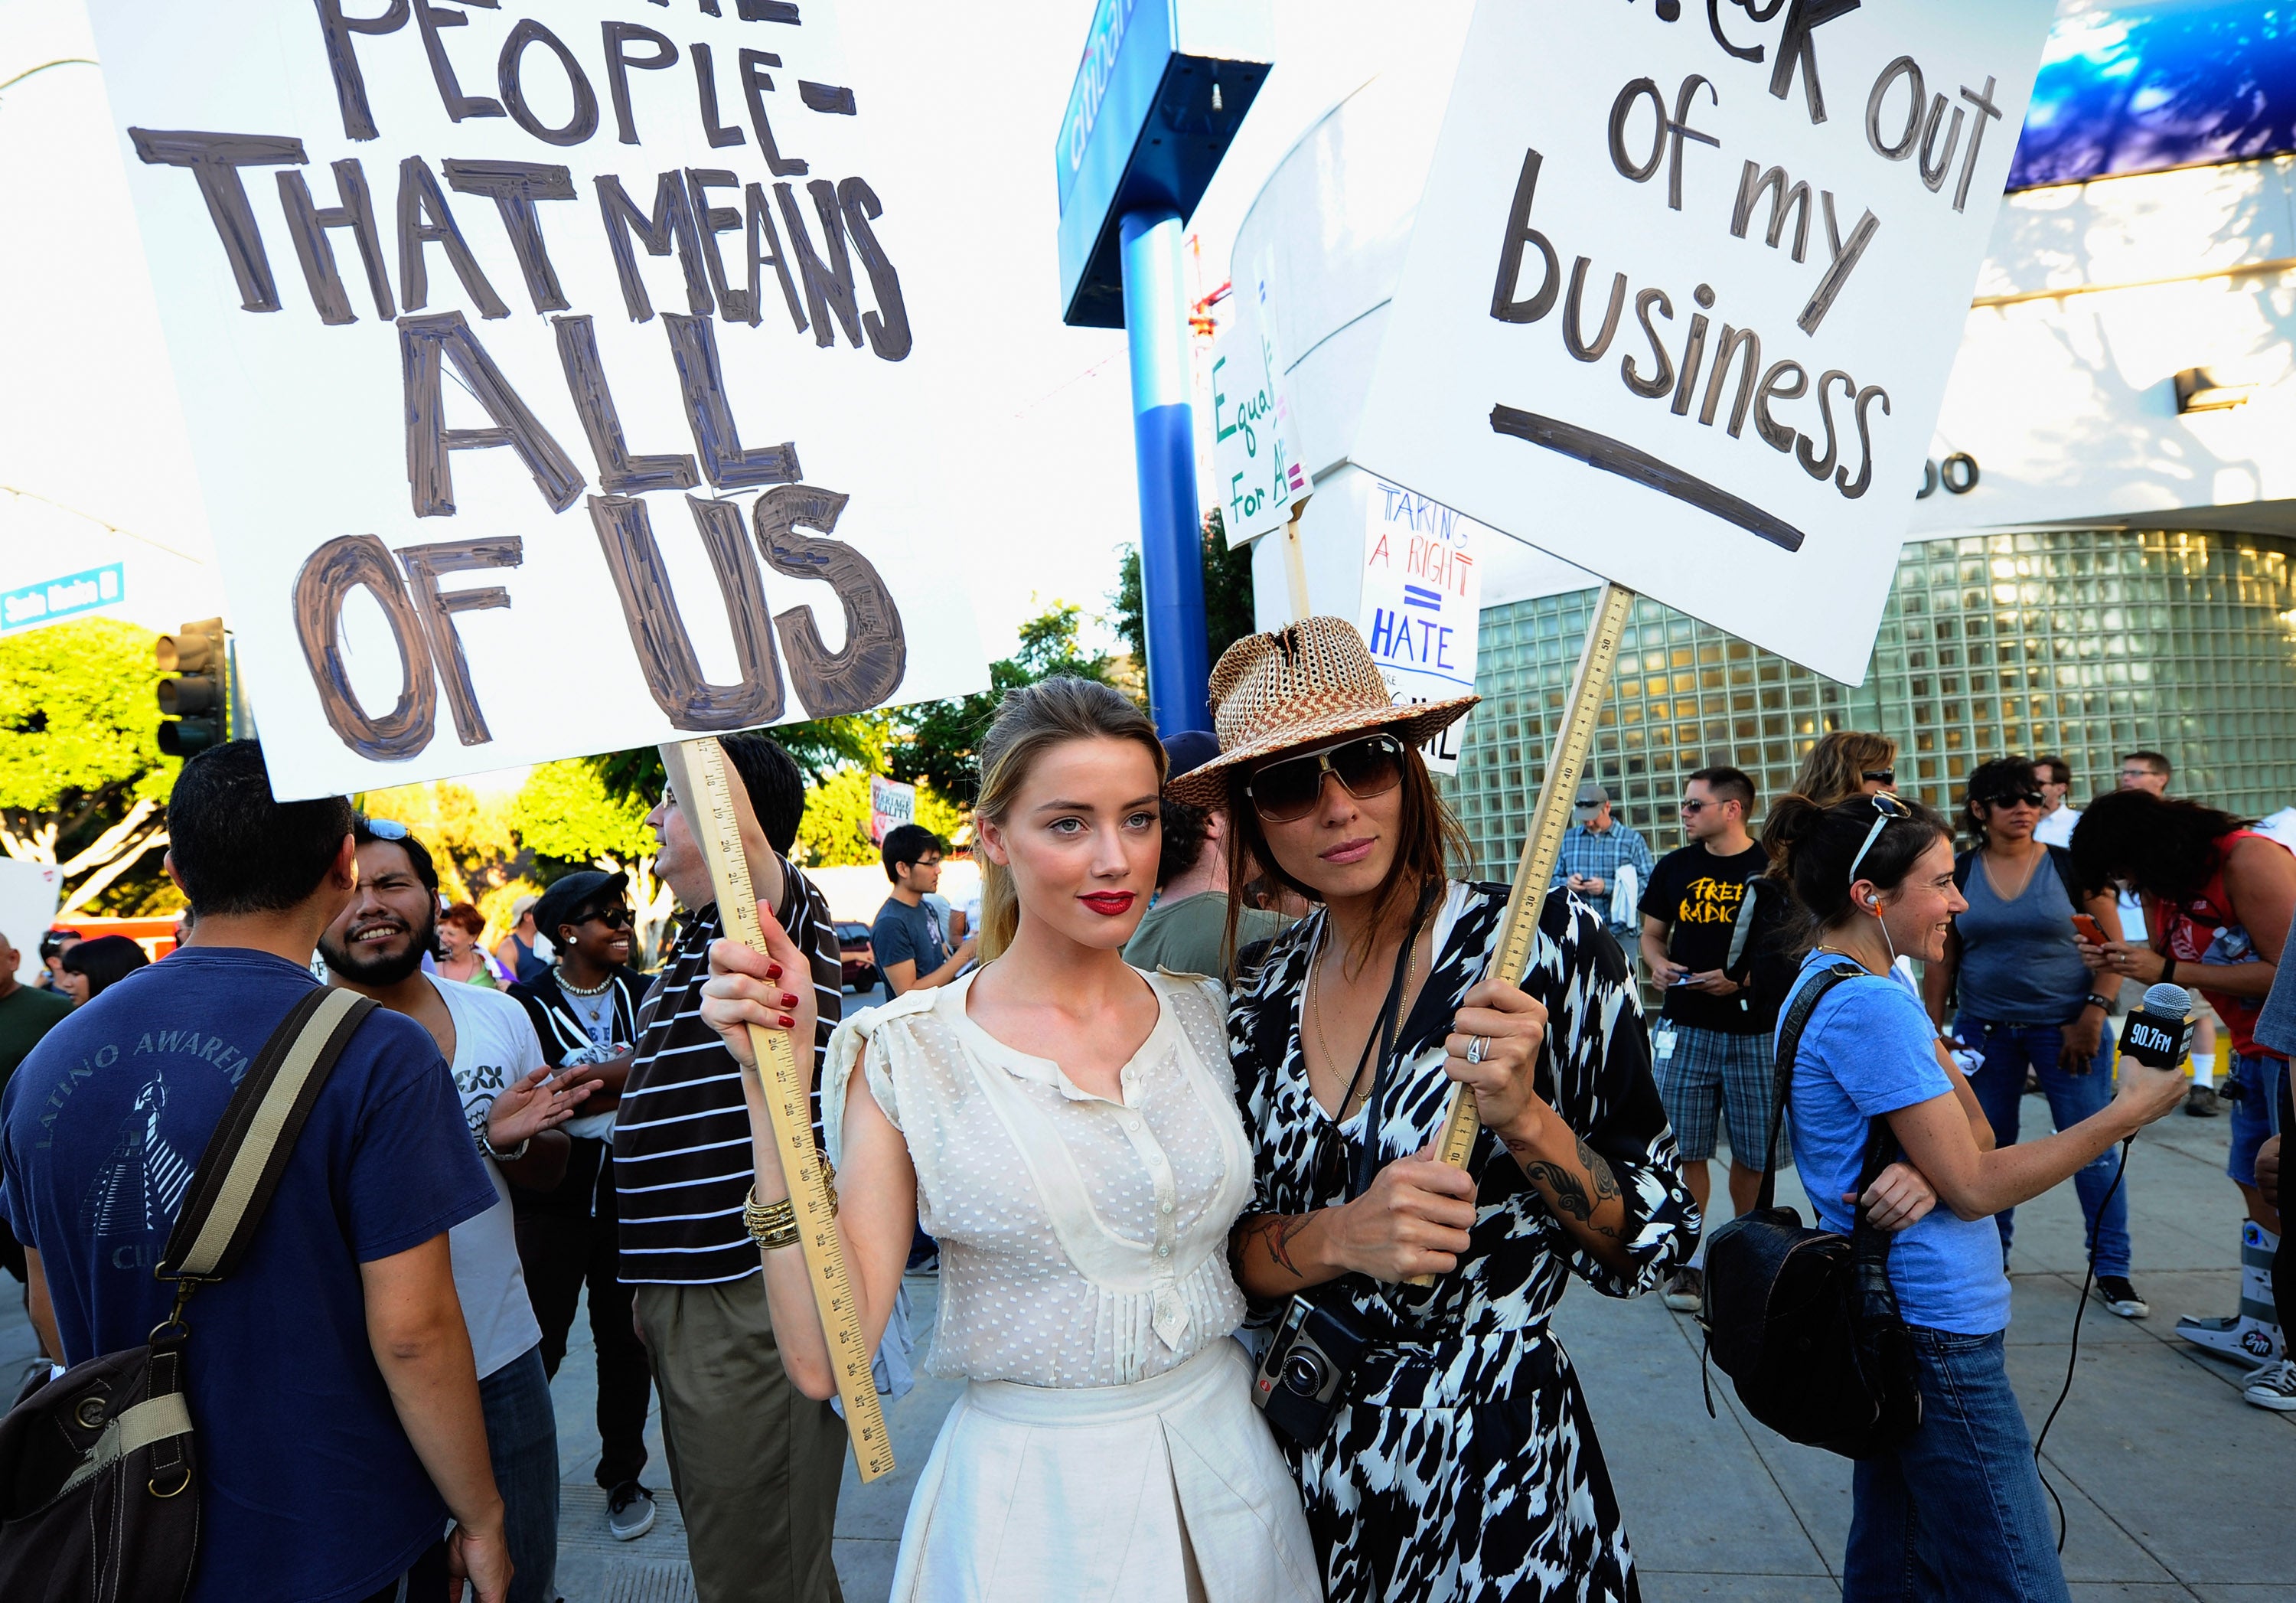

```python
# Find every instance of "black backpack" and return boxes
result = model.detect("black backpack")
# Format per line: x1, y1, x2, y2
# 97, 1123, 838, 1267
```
1698, 961, 1923, 1460
0, 987, 376, 1602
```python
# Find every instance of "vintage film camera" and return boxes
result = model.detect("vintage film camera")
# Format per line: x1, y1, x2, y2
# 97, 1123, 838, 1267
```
1252, 1294, 1371, 1447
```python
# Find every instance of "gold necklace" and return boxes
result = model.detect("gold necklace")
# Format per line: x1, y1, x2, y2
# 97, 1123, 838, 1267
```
1310, 923, 1417, 1118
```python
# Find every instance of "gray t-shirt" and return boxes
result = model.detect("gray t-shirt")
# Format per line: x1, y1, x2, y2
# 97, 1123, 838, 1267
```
873, 896, 951, 982
1954, 852, 2092, 1026
1122, 891, 1287, 981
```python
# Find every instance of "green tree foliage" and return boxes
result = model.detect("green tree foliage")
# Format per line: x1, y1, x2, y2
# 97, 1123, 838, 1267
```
889, 602, 1127, 805
356, 781, 519, 906
793, 770, 970, 867
1110, 506, 1259, 683
0, 617, 178, 914
512, 759, 677, 962
512, 760, 655, 867
583, 717, 888, 813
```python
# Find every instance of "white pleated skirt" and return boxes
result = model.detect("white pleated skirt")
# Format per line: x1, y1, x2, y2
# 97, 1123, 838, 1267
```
887, 1338, 1323, 1602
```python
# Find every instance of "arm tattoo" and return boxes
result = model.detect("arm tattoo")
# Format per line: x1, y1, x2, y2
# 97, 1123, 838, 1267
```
1577, 1133, 1621, 1204
1241, 1213, 1313, 1279
1522, 1159, 1593, 1222
1510, 1131, 1625, 1239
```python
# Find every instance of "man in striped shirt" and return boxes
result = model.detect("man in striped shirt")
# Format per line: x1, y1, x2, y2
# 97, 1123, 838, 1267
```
615, 735, 847, 1603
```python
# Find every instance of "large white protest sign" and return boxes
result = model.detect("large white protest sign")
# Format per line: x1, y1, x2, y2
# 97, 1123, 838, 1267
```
86, 1, 987, 799
1353, 1, 2054, 683
1358, 479, 1482, 775
1210, 250, 1305, 548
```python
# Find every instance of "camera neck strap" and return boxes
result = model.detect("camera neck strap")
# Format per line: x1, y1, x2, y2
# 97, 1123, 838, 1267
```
1342, 878, 1442, 1202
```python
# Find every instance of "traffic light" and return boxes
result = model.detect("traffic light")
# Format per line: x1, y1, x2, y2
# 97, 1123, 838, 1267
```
156, 618, 229, 757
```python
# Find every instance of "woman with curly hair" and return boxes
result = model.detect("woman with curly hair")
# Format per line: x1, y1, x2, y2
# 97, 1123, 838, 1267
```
2070, 788, 2295, 1392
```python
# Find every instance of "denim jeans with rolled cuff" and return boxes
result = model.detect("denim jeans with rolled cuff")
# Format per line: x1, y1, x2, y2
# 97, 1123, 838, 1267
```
1845, 1326, 2069, 1602
1956, 1017, 2131, 1277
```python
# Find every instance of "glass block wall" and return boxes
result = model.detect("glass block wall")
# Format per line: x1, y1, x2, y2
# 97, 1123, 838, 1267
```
1450, 529, 2296, 874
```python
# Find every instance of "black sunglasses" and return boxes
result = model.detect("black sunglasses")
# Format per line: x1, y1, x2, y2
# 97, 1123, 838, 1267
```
576, 906, 632, 929
1245, 734, 1406, 824
1978, 791, 2045, 810
1861, 769, 1895, 785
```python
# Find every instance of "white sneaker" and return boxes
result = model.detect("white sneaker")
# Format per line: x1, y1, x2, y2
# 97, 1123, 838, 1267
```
1662, 1266, 1704, 1313
2176, 1312, 2285, 1363
2242, 1358, 2296, 1412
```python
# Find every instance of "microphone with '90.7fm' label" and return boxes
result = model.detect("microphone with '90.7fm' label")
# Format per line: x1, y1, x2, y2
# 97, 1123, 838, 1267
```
2118, 983, 2194, 1070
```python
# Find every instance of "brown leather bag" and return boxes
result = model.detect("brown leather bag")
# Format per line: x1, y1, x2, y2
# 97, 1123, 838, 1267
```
0, 988, 376, 1602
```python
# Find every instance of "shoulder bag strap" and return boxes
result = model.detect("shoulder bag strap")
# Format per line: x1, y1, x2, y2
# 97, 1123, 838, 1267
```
1753, 961, 1866, 1213
157, 988, 377, 1289
1347, 879, 1443, 1201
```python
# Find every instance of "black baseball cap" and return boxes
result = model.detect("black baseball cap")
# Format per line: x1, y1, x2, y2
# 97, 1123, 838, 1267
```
1163, 730, 1221, 784
533, 870, 630, 941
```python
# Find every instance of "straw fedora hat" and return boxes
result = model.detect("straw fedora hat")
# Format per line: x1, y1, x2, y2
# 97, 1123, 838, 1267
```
1166, 617, 1477, 808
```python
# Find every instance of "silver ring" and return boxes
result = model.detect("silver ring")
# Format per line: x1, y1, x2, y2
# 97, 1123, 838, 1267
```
1466, 1035, 1487, 1065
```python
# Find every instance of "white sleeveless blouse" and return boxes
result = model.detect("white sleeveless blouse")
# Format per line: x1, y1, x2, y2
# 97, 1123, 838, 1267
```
824, 967, 1253, 1388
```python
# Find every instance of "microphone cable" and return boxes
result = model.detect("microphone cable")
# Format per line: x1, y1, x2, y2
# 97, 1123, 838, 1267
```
2029, 1132, 2135, 1555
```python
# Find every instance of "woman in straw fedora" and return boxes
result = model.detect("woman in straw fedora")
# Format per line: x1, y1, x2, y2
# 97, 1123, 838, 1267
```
689, 676, 1321, 1602
1169, 617, 1698, 1602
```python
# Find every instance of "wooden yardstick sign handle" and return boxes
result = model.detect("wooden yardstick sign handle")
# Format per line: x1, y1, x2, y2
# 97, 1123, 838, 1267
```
659, 736, 895, 1483
1410, 583, 1636, 1287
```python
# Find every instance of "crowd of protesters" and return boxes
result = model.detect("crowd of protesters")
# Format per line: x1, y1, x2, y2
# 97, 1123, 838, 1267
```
0, 625, 2285, 1602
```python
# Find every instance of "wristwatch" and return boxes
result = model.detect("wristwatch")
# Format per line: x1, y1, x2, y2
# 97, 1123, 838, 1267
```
2085, 994, 2113, 1012
482, 1132, 530, 1163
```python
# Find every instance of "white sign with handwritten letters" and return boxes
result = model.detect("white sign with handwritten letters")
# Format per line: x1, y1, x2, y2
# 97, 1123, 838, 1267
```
86, 0, 987, 798
1359, 480, 1483, 775
868, 772, 915, 844
1353, 0, 2055, 682
1211, 250, 1306, 548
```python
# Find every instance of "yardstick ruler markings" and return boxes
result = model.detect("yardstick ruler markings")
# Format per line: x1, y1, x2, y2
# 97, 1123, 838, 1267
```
660, 736, 895, 1482
1411, 583, 1635, 1286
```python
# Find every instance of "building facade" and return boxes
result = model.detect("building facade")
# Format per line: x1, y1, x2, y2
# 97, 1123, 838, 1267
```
1451, 527, 2296, 870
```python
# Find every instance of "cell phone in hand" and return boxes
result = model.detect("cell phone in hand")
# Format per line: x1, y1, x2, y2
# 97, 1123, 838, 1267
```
2070, 914, 2105, 945
1669, 971, 1694, 987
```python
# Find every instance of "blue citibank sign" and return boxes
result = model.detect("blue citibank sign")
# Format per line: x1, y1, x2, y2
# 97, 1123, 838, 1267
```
1055, 0, 1274, 328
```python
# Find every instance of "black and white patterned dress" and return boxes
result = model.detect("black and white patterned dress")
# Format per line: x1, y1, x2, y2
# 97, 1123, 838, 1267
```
1230, 880, 1698, 1602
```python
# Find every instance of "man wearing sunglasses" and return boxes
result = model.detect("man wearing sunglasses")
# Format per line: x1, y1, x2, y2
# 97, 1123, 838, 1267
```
510, 871, 659, 1542
1640, 767, 1793, 1314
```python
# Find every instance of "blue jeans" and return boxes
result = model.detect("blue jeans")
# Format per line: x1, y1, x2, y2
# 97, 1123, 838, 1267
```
481, 1344, 559, 1603
2226, 1051, 2287, 1184
1957, 1017, 2131, 1277
1846, 1327, 2069, 1602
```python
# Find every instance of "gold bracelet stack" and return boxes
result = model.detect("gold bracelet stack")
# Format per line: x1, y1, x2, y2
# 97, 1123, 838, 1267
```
744, 1158, 838, 1251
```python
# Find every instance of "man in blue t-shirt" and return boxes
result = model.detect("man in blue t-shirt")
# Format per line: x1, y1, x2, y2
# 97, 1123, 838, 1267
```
872, 823, 974, 995
1, 742, 509, 1603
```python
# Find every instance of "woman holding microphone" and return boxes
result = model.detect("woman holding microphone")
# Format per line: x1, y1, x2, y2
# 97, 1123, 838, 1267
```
1762, 790, 2188, 1599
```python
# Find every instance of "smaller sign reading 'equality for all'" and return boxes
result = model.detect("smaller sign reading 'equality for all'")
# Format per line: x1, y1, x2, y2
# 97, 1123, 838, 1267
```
1211, 251, 1305, 547
1358, 481, 1482, 776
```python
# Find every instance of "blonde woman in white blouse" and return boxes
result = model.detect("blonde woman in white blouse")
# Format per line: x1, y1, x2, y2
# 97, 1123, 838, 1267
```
696, 677, 1320, 1603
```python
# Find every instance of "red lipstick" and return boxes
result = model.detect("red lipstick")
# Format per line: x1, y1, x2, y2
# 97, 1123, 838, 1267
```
1079, 891, 1137, 917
